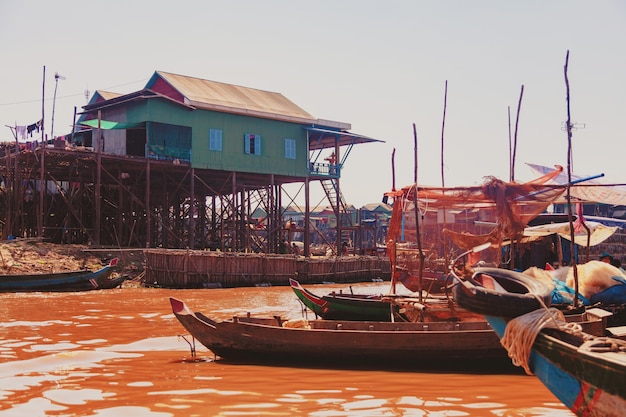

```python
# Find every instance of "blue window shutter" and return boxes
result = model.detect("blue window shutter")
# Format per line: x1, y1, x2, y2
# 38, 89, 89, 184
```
285, 138, 296, 159
245, 134, 261, 155
244, 134, 251, 154
209, 129, 222, 151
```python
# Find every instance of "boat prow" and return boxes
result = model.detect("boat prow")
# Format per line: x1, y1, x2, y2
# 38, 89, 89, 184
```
170, 297, 193, 316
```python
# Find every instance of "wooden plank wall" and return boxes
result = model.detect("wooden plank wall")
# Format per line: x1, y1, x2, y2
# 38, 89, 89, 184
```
144, 249, 390, 288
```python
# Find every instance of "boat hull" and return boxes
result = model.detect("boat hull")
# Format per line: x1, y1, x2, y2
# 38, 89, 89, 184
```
486, 314, 626, 416
0, 258, 121, 292
454, 267, 626, 416
290, 278, 393, 321
170, 297, 510, 370
290, 278, 490, 323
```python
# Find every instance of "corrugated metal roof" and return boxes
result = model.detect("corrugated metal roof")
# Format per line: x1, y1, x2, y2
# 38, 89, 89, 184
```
362, 203, 392, 212
97, 91, 123, 101
305, 126, 383, 148
153, 71, 317, 124
81, 71, 385, 148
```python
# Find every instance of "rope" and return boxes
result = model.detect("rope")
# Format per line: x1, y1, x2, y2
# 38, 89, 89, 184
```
578, 337, 626, 354
500, 296, 589, 375
503, 293, 626, 375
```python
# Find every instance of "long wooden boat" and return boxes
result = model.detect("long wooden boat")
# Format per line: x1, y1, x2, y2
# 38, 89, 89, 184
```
169, 296, 512, 370
454, 267, 626, 416
289, 277, 484, 322
0, 258, 123, 292
290, 278, 394, 321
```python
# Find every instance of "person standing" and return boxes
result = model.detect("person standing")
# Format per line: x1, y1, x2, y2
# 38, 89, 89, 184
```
599, 252, 613, 264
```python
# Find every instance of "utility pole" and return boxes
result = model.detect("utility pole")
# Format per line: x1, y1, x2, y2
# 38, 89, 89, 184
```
51, 72, 66, 139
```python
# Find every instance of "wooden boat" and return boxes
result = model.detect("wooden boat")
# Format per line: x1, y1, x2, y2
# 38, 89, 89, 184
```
169, 296, 511, 370
454, 267, 626, 416
290, 277, 484, 323
290, 278, 394, 321
0, 258, 123, 292
395, 266, 448, 293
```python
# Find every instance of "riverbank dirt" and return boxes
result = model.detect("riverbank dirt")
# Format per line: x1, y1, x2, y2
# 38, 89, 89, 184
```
0, 240, 145, 283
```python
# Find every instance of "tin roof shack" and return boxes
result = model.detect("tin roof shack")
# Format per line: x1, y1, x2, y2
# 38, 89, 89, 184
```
1, 71, 382, 255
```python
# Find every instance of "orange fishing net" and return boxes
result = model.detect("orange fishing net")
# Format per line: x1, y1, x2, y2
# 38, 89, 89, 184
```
386, 166, 566, 255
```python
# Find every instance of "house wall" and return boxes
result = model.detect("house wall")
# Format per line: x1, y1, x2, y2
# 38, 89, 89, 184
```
124, 99, 309, 177
102, 107, 127, 155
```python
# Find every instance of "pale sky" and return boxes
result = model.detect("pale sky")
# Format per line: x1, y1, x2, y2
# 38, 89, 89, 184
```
1, 1, 625, 208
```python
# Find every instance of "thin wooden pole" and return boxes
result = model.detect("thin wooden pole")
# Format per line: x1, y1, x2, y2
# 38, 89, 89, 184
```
391, 148, 396, 192
508, 106, 512, 182
232, 172, 237, 250
71, 106, 77, 146
145, 159, 151, 247
507, 85, 524, 271
95, 110, 102, 244
9, 123, 16, 237
390, 148, 397, 295
511, 85, 524, 182
270, 175, 276, 253
563, 50, 580, 308
189, 168, 195, 248
305, 176, 310, 257
440, 81, 448, 263
334, 136, 342, 253
440, 80, 447, 189
38, 65, 46, 238
413, 123, 425, 303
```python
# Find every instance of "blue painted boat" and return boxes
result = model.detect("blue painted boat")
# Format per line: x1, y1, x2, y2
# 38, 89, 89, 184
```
0, 258, 123, 292
454, 267, 626, 416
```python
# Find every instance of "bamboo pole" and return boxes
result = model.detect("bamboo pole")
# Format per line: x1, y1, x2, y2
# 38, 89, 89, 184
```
511, 85, 524, 182
508, 106, 512, 182
391, 148, 396, 192
440, 80, 448, 263
95, 110, 102, 244
390, 148, 397, 295
413, 123, 425, 303
38, 65, 45, 238
510, 85, 524, 270
189, 167, 195, 248
563, 50, 580, 308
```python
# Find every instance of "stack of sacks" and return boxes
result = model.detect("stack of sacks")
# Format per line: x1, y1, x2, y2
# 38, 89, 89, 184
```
523, 261, 626, 306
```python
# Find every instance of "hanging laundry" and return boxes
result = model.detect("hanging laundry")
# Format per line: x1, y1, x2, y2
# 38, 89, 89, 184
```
16, 126, 27, 141
26, 119, 43, 137
27, 123, 38, 137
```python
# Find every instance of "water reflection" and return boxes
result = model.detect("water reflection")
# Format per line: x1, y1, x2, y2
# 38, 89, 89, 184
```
0, 285, 574, 416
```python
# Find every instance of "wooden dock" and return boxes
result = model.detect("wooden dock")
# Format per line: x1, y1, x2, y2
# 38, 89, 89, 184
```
144, 249, 390, 288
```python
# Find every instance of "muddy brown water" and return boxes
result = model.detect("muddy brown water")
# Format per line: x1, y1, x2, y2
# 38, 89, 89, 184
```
0, 282, 574, 416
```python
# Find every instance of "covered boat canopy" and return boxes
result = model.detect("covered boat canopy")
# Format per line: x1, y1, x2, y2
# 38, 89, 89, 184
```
526, 163, 626, 205
507, 221, 617, 247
